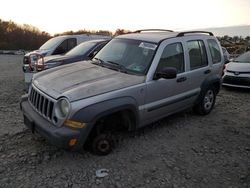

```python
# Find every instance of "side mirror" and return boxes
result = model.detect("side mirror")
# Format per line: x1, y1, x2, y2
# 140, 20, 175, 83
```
154, 67, 177, 80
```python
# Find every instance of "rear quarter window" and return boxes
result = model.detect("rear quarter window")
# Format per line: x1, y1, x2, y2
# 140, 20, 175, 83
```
207, 39, 221, 64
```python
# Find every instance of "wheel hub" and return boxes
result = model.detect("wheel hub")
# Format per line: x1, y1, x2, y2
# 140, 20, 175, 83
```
97, 140, 110, 152
204, 90, 214, 111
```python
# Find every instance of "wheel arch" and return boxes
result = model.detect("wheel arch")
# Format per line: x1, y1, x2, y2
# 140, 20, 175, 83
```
195, 75, 221, 105
71, 97, 139, 130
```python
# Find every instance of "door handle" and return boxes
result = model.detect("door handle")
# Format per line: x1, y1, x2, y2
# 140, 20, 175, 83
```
204, 69, 211, 74
177, 77, 187, 83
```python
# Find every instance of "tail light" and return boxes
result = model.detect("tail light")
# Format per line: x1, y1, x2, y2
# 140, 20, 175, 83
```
221, 64, 227, 76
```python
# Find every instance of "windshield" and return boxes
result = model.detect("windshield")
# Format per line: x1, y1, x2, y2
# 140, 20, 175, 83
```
234, 51, 250, 63
94, 38, 157, 74
66, 41, 96, 56
39, 37, 65, 50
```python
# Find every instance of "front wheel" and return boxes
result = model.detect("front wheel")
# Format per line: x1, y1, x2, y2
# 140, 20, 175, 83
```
194, 86, 216, 115
91, 133, 114, 156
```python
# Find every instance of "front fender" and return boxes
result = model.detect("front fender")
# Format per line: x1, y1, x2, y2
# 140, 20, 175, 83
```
71, 97, 139, 127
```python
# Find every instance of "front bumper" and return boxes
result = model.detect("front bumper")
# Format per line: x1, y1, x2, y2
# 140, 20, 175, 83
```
222, 75, 250, 89
20, 97, 84, 150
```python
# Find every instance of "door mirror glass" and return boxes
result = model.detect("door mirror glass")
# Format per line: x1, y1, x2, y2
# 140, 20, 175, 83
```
155, 67, 177, 79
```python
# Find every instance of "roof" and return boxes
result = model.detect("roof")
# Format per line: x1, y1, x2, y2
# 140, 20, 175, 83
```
116, 31, 214, 43
87, 39, 110, 43
116, 32, 178, 43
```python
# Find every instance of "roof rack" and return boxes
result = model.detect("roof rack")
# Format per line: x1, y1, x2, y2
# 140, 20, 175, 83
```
176, 31, 214, 37
134, 29, 174, 33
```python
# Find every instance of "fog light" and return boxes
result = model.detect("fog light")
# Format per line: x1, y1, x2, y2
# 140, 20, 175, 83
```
69, 138, 77, 146
64, 119, 86, 128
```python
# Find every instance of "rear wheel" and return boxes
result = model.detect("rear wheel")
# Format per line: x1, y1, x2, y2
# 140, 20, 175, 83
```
194, 86, 216, 115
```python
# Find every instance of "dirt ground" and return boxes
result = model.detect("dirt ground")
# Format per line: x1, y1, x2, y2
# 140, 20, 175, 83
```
0, 54, 250, 188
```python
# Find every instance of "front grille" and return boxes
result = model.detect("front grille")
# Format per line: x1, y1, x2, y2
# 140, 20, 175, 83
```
223, 75, 250, 87
28, 86, 55, 121
227, 70, 250, 74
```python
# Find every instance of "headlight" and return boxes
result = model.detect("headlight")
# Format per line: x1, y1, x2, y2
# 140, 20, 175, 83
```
55, 98, 70, 119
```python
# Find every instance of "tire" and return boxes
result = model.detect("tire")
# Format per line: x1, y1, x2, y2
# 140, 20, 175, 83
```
91, 133, 114, 156
194, 86, 216, 115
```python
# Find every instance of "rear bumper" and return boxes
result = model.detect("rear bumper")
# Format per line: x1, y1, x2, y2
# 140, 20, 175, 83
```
20, 97, 84, 150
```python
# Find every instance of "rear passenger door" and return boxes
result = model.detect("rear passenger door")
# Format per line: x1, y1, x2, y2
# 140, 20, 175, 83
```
183, 38, 211, 92
206, 39, 224, 76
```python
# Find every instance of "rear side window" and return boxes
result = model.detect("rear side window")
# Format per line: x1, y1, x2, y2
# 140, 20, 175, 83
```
68, 38, 77, 50
157, 43, 184, 73
207, 39, 221, 63
187, 40, 208, 70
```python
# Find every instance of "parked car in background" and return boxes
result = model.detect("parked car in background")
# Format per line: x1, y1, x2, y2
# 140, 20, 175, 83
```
23, 35, 111, 91
222, 51, 250, 88
35, 39, 109, 71
23, 34, 111, 71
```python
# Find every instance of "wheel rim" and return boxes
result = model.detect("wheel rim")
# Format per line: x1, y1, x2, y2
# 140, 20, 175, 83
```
204, 90, 214, 111
97, 139, 110, 153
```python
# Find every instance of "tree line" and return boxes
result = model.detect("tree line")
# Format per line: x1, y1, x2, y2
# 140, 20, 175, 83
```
217, 35, 250, 54
0, 19, 249, 51
0, 19, 131, 50
0, 19, 51, 50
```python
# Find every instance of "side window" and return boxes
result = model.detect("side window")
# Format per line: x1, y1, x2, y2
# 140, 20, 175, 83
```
187, 40, 208, 70
207, 39, 221, 63
157, 43, 184, 73
53, 38, 77, 55
53, 40, 68, 55
67, 38, 77, 51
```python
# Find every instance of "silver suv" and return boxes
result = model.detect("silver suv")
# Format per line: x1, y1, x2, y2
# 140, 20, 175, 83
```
20, 30, 224, 155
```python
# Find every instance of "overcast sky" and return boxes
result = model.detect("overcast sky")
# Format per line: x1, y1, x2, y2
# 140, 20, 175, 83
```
1, 0, 250, 34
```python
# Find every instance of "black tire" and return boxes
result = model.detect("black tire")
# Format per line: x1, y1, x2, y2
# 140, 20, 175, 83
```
194, 86, 216, 115
91, 133, 114, 156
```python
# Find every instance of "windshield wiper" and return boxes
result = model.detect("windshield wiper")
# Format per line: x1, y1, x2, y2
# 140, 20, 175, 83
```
106, 61, 128, 73
93, 58, 129, 73
92, 57, 106, 67
93, 57, 104, 64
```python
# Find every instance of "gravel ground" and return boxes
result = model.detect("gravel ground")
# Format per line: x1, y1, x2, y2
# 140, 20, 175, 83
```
0, 54, 250, 188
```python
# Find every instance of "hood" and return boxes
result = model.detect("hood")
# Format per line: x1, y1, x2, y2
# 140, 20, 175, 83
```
44, 55, 84, 65
33, 61, 145, 101
43, 55, 65, 63
25, 49, 51, 57
226, 62, 250, 72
